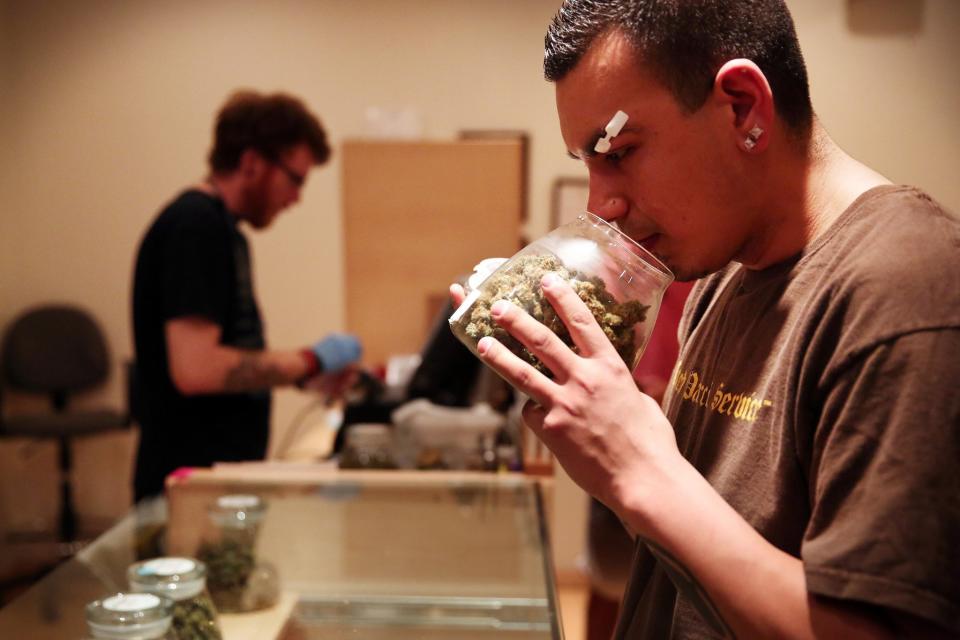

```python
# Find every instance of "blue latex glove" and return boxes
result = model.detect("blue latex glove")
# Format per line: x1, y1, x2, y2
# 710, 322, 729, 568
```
312, 333, 362, 374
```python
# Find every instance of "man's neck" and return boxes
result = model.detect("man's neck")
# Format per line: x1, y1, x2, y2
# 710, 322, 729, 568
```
199, 173, 247, 221
739, 122, 891, 270
803, 126, 892, 237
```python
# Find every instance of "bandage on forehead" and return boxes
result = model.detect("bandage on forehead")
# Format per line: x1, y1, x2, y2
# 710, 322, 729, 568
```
594, 110, 629, 153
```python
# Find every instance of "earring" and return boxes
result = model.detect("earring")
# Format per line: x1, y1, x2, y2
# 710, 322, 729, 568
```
744, 125, 764, 151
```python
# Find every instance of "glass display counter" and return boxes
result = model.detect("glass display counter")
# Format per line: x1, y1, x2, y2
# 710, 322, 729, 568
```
0, 468, 562, 639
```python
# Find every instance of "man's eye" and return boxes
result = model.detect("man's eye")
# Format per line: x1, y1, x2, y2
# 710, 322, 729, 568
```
604, 147, 632, 164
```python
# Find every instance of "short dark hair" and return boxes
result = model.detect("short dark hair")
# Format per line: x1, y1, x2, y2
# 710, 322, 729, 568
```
208, 90, 331, 173
544, 0, 813, 135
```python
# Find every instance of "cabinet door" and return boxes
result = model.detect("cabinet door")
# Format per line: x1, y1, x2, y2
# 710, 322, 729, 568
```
343, 140, 524, 366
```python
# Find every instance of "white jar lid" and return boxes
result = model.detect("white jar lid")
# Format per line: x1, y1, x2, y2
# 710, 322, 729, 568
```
104, 593, 161, 611
346, 423, 393, 448
217, 494, 261, 509
128, 557, 206, 600
140, 558, 195, 575
209, 493, 266, 527
86, 592, 172, 639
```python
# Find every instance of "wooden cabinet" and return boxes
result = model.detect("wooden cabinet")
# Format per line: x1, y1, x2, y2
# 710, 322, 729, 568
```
342, 140, 525, 366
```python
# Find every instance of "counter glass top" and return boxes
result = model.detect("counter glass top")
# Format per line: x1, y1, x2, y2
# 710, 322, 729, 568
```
0, 470, 562, 639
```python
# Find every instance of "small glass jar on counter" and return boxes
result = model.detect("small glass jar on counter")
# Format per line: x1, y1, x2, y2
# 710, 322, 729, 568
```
338, 423, 397, 469
86, 592, 174, 640
127, 557, 222, 640
196, 494, 279, 613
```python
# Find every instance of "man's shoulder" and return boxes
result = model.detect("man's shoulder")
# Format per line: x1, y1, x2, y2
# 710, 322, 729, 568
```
835, 185, 958, 261
153, 189, 228, 229
800, 186, 960, 362
136, 190, 232, 264
818, 186, 959, 312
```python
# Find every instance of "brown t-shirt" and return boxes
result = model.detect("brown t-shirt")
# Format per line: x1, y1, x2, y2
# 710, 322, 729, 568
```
616, 186, 960, 638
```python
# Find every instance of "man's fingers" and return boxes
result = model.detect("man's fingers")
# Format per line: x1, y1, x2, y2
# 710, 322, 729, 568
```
540, 273, 615, 358
449, 283, 466, 307
489, 299, 578, 380
521, 399, 548, 435
477, 336, 556, 407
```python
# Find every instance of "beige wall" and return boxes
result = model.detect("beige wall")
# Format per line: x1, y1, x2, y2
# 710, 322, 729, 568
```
794, 0, 959, 195
1, 0, 958, 573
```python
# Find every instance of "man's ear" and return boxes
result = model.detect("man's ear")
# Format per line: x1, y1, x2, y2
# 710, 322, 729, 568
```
713, 58, 775, 153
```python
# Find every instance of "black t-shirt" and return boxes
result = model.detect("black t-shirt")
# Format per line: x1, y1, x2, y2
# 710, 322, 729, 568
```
132, 189, 270, 500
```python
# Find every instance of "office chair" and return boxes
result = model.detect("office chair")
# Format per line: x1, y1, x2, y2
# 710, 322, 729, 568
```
0, 304, 129, 544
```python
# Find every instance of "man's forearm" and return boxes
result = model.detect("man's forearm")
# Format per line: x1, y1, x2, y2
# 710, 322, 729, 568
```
172, 345, 309, 395
616, 455, 896, 639
166, 317, 313, 395
222, 349, 308, 392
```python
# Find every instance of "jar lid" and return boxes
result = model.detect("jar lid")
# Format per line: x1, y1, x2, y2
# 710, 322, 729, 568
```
209, 493, 266, 528
86, 592, 172, 639
128, 557, 206, 600
345, 423, 392, 448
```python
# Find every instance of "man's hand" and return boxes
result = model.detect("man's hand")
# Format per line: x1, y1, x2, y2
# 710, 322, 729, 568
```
464, 273, 682, 510
300, 367, 359, 400
312, 333, 362, 373
298, 334, 363, 400
449, 283, 467, 307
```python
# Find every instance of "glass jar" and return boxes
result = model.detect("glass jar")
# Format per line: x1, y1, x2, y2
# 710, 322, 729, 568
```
86, 592, 174, 640
339, 423, 397, 469
127, 557, 222, 640
196, 494, 279, 613
450, 212, 674, 376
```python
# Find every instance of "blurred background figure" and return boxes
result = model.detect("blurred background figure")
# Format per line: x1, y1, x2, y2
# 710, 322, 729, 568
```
331, 296, 516, 456
131, 90, 361, 501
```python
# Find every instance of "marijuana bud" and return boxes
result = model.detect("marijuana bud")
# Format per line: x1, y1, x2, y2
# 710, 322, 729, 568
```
451, 253, 648, 376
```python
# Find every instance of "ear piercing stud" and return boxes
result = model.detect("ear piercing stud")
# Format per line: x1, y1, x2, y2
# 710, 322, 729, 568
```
744, 125, 764, 150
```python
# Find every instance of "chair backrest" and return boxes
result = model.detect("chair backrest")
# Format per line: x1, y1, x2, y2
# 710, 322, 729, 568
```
1, 305, 110, 409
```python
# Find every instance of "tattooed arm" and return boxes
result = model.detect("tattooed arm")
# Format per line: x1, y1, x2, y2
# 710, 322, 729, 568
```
165, 316, 311, 394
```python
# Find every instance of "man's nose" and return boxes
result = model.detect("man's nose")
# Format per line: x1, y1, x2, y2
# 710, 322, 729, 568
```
587, 181, 627, 222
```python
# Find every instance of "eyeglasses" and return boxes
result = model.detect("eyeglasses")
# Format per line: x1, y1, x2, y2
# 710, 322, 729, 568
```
271, 159, 307, 188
